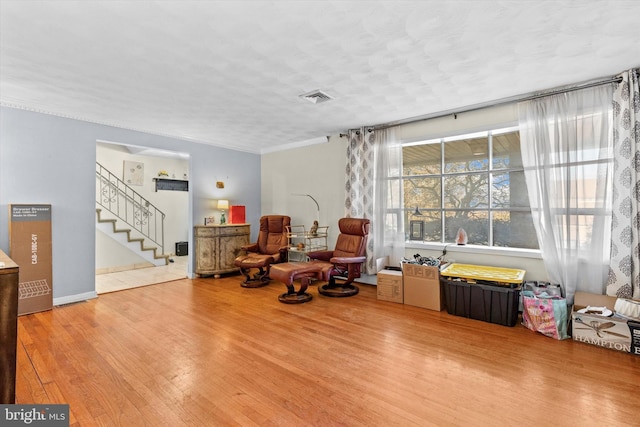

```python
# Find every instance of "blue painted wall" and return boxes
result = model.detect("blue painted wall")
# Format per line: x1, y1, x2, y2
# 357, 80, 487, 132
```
0, 106, 260, 303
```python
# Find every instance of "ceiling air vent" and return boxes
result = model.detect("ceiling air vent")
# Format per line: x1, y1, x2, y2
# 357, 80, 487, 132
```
299, 90, 333, 104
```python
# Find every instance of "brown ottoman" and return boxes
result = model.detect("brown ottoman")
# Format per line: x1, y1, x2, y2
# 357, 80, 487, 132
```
270, 262, 323, 304
234, 253, 274, 288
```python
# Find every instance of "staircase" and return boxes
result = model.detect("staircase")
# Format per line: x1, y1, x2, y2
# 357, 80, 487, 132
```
96, 208, 170, 266
96, 162, 169, 266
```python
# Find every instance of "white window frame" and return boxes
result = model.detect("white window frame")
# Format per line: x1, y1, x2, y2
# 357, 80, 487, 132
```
402, 125, 542, 258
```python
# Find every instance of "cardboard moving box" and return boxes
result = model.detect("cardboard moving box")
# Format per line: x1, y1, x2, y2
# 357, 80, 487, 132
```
377, 269, 403, 303
630, 320, 640, 356
402, 263, 443, 311
572, 291, 639, 356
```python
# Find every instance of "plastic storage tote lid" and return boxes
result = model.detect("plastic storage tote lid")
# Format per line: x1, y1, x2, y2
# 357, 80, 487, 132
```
440, 263, 525, 284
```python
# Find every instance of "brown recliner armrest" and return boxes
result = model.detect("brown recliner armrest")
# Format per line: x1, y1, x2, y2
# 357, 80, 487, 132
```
307, 250, 334, 261
241, 242, 259, 252
330, 256, 366, 265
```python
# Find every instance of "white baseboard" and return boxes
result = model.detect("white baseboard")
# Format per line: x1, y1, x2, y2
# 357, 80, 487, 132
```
53, 291, 98, 306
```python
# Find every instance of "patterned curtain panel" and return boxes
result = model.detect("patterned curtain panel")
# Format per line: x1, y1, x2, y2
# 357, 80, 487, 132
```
607, 69, 640, 299
345, 128, 376, 274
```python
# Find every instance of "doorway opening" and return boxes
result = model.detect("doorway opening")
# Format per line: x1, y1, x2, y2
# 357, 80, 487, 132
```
95, 140, 190, 294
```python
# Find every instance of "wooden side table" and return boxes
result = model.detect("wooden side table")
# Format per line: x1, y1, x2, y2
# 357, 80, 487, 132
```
0, 250, 19, 404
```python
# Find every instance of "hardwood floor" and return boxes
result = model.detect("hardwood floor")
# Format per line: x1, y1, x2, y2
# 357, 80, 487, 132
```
15, 276, 640, 426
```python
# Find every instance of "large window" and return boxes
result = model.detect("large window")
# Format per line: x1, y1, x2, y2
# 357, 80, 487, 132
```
403, 127, 539, 249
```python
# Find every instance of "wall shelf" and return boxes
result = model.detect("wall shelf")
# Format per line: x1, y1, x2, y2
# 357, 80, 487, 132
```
153, 178, 189, 192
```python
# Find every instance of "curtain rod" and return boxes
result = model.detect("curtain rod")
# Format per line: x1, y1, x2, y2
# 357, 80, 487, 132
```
370, 69, 638, 131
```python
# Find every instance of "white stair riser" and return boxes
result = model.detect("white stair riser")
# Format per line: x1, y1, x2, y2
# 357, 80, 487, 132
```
96, 208, 168, 266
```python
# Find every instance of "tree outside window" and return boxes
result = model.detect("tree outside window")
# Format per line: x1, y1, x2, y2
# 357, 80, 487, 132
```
403, 128, 538, 249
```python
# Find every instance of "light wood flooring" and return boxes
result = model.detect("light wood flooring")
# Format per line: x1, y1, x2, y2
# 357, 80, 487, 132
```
16, 275, 640, 426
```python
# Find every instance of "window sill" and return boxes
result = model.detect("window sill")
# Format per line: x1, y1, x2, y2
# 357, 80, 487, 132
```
405, 241, 542, 260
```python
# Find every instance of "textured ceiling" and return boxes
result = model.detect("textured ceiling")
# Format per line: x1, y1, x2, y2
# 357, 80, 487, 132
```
1, 0, 639, 154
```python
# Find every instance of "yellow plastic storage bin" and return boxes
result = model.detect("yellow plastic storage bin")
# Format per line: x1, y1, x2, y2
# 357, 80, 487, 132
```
440, 263, 525, 288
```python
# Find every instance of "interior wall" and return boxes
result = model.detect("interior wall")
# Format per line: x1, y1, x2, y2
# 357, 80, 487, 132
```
0, 106, 261, 304
261, 137, 348, 248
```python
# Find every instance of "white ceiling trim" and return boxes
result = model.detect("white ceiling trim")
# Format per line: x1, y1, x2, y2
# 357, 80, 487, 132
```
261, 136, 330, 155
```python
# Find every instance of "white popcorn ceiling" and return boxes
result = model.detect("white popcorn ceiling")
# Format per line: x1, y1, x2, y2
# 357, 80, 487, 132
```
1, 0, 639, 154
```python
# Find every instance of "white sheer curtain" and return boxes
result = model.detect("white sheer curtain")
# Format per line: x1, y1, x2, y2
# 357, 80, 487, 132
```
607, 69, 640, 299
373, 127, 405, 268
345, 127, 404, 274
518, 84, 614, 303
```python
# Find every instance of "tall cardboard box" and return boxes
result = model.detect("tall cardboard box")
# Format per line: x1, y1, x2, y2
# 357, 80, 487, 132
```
377, 269, 403, 303
9, 204, 53, 315
402, 263, 443, 311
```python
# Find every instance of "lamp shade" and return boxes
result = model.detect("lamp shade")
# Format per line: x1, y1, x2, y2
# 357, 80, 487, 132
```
217, 199, 229, 210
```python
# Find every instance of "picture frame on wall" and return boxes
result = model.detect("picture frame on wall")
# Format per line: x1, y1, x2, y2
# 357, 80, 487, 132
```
123, 160, 144, 186
409, 220, 424, 241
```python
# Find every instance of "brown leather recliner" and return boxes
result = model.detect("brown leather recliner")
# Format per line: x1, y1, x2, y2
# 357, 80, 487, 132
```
234, 215, 291, 287
307, 217, 370, 297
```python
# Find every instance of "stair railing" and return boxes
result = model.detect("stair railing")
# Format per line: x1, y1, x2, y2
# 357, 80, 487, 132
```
96, 162, 165, 255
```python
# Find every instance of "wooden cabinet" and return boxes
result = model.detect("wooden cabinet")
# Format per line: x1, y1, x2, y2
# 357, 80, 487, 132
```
194, 224, 250, 277
0, 250, 19, 403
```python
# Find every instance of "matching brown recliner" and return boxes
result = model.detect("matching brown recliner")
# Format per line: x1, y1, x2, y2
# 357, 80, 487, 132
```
234, 215, 291, 287
307, 217, 370, 297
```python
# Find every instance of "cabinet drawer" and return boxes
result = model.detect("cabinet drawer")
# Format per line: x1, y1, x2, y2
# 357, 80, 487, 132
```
221, 226, 250, 236
195, 226, 220, 237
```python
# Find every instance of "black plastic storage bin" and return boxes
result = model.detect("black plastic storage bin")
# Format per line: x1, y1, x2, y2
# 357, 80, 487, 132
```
443, 278, 521, 327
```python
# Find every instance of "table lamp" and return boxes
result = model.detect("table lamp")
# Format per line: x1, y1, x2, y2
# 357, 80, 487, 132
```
217, 199, 229, 224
